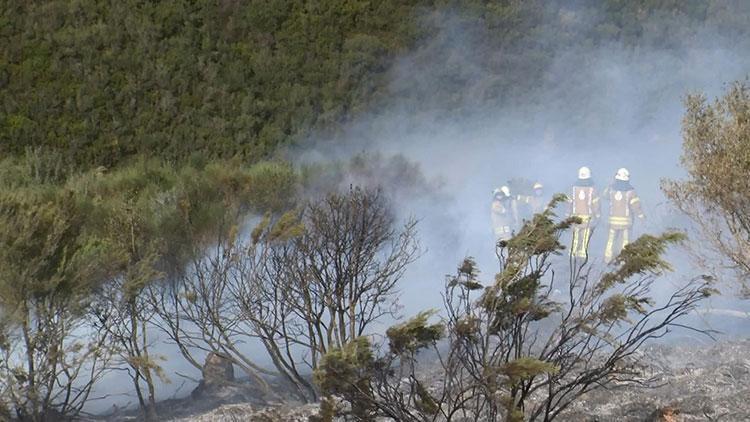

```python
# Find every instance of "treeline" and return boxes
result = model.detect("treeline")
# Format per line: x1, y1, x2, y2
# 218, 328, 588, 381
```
2, 1, 750, 168
371, 0, 750, 135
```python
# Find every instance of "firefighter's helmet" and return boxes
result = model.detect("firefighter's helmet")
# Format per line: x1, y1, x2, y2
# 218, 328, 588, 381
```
615, 168, 630, 181
493, 187, 510, 198
500, 185, 510, 197
578, 166, 591, 180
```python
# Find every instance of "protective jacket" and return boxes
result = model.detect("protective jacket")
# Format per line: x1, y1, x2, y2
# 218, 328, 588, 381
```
603, 180, 645, 262
604, 180, 644, 228
527, 194, 546, 215
568, 179, 601, 225
567, 179, 600, 259
491, 196, 518, 241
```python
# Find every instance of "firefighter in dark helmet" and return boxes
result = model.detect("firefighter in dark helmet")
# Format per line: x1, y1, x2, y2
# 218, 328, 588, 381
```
509, 179, 545, 220
568, 166, 600, 259
603, 168, 645, 263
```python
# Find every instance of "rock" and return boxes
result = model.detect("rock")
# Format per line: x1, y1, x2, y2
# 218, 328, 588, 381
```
191, 352, 236, 400
202, 352, 235, 387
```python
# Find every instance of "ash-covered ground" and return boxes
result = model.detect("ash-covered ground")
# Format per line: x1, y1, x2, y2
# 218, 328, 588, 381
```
563, 339, 750, 421
101, 339, 750, 422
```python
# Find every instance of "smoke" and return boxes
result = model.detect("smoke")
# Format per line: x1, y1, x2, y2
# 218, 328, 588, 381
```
293, 4, 750, 331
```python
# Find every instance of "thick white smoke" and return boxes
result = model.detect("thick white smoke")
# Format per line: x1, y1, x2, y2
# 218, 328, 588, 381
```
294, 6, 750, 335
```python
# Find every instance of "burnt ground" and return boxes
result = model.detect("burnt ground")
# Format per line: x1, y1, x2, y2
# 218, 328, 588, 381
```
101, 339, 750, 421
562, 339, 750, 422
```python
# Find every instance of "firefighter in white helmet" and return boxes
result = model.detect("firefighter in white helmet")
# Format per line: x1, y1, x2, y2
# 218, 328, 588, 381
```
528, 182, 546, 215
491, 185, 518, 242
567, 166, 600, 259
603, 168, 645, 263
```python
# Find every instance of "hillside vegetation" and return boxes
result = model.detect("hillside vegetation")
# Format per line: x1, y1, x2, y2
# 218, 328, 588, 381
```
2, 0, 749, 169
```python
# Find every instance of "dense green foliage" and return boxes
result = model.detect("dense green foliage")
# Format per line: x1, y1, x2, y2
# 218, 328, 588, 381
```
0, 0, 425, 167
2, 1, 749, 168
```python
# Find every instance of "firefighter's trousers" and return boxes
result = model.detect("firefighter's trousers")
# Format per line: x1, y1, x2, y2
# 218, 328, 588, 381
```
494, 225, 512, 242
570, 215, 593, 259
605, 225, 631, 263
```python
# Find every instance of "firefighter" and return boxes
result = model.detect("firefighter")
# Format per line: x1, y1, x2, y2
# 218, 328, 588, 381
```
603, 168, 645, 263
568, 166, 600, 259
491, 185, 518, 242
508, 178, 545, 220
528, 182, 546, 215
507, 178, 533, 221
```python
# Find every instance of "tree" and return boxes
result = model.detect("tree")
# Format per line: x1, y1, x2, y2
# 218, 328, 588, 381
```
0, 189, 118, 421
250, 187, 419, 401
154, 187, 419, 402
83, 159, 296, 420
662, 81, 750, 292
85, 168, 179, 421
315, 196, 714, 421
0, 155, 298, 420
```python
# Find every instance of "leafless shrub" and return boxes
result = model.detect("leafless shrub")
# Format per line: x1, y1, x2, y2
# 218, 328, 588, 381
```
152, 187, 419, 402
